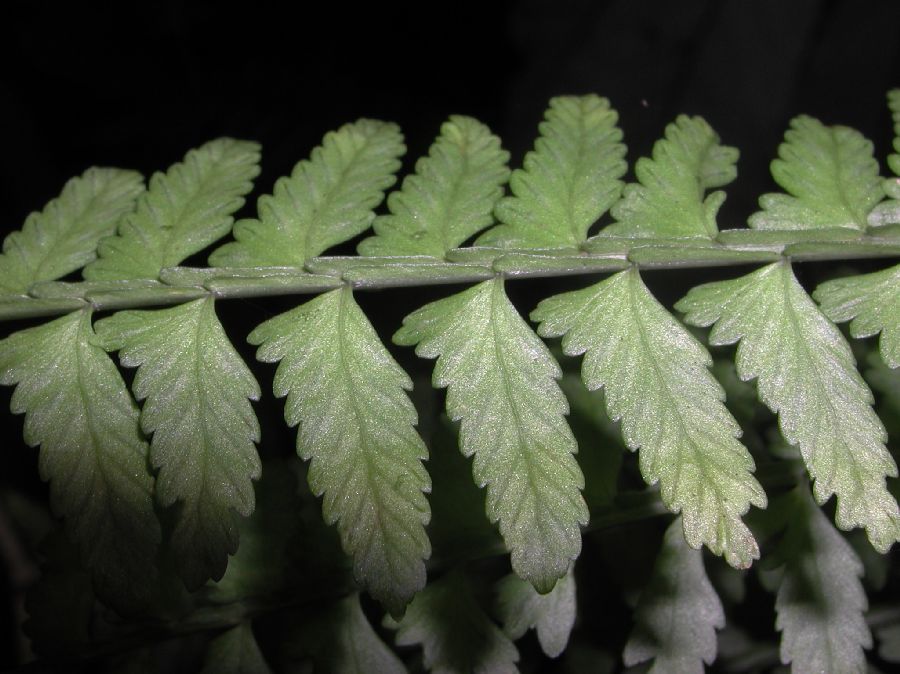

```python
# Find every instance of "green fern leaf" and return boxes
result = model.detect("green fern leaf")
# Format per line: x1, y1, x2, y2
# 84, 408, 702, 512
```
771, 486, 871, 674
677, 261, 900, 552
94, 298, 261, 588
623, 517, 725, 674
84, 138, 260, 280
748, 116, 881, 231
869, 89, 900, 226
210, 120, 404, 266
249, 286, 430, 615
533, 268, 765, 568
292, 594, 406, 674
478, 95, 626, 248
0, 168, 144, 294
814, 263, 900, 369
395, 278, 588, 592
0, 309, 159, 611
885, 88, 900, 192
495, 566, 576, 658
200, 622, 273, 674
890, 89, 900, 156
389, 570, 518, 674
603, 115, 738, 238
358, 116, 509, 257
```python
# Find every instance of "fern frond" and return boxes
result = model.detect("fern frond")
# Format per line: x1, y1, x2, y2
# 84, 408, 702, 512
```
249, 286, 430, 615
209, 120, 404, 266
292, 594, 405, 674
770, 485, 871, 673
94, 298, 261, 588
395, 278, 588, 592
623, 517, 725, 673
0, 168, 144, 294
748, 116, 881, 231
677, 261, 900, 551
389, 570, 519, 674
814, 263, 900, 368
478, 95, 626, 248
533, 268, 765, 568
358, 116, 509, 257
495, 566, 576, 658
84, 139, 260, 280
603, 115, 738, 238
868, 89, 900, 227
0, 309, 159, 611
886, 88, 900, 186
200, 622, 273, 674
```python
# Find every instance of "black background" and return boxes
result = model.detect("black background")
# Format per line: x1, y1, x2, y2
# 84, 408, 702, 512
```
3, 0, 900, 233
2, 0, 900, 670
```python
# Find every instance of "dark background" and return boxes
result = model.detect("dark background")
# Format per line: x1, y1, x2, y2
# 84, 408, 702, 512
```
1, 0, 900, 670
3, 0, 900, 233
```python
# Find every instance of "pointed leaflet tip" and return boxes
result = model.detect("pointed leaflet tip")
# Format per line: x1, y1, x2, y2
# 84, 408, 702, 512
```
678, 261, 900, 552
358, 115, 510, 257
395, 277, 588, 591
94, 297, 262, 588
495, 566, 576, 658
603, 114, 737, 239
84, 138, 261, 281
748, 115, 881, 231
0, 308, 160, 612
248, 286, 430, 615
0, 168, 145, 295
479, 94, 626, 248
533, 267, 765, 569
210, 119, 405, 267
